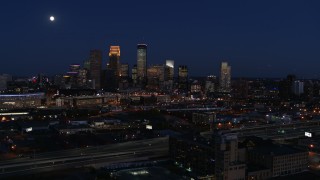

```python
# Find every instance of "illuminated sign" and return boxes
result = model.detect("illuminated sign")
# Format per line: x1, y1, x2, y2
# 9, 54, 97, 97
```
146, 125, 152, 130
305, 132, 312, 138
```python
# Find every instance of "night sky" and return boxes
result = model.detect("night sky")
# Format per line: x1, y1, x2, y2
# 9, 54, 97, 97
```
1, 0, 320, 78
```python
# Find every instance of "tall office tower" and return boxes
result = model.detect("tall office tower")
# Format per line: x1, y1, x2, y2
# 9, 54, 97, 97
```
219, 62, 231, 93
77, 68, 88, 88
165, 60, 174, 81
89, 49, 102, 89
67, 64, 80, 88
132, 65, 138, 85
178, 65, 188, 90
0, 74, 12, 91
215, 132, 246, 180
137, 44, 147, 84
83, 59, 90, 70
120, 63, 129, 78
205, 75, 216, 94
109, 46, 121, 77
293, 80, 304, 96
147, 64, 165, 90
69, 64, 80, 73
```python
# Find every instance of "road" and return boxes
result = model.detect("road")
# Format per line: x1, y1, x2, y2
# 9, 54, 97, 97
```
0, 137, 169, 178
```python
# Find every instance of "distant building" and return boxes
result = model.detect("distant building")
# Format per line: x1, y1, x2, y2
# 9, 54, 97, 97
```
178, 65, 188, 91
131, 65, 138, 85
220, 62, 231, 93
77, 68, 88, 88
165, 60, 174, 81
205, 75, 216, 94
67, 64, 80, 88
147, 65, 165, 90
83, 59, 90, 70
0, 74, 12, 91
164, 60, 174, 91
69, 64, 80, 73
120, 63, 129, 78
89, 50, 102, 89
137, 44, 147, 85
109, 46, 121, 77
293, 80, 304, 96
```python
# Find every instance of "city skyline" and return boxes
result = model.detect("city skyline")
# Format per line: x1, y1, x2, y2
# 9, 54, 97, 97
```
1, 1, 320, 78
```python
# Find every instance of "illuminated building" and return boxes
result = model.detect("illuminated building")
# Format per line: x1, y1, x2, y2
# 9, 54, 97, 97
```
77, 68, 88, 87
132, 65, 137, 85
165, 60, 174, 81
293, 80, 304, 96
205, 75, 216, 94
83, 59, 90, 70
69, 64, 80, 73
147, 65, 165, 90
120, 63, 129, 78
219, 62, 231, 93
109, 46, 121, 77
0, 74, 12, 91
67, 64, 81, 88
89, 50, 102, 89
137, 44, 147, 85
178, 65, 188, 91
0, 93, 45, 109
163, 60, 174, 91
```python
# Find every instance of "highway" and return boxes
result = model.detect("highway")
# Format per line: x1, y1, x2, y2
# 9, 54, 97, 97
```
0, 137, 169, 178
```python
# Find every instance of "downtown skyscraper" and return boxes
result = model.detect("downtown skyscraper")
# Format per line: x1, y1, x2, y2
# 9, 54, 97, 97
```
89, 50, 102, 89
165, 60, 174, 81
137, 44, 147, 85
219, 62, 231, 93
108, 46, 121, 77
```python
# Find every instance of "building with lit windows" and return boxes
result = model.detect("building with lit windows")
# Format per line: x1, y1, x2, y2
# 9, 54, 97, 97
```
120, 63, 129, 78
215, 132, 246, 180
137, 44, 147, 85
292, 80, 304, 96
109, 46, 121, 77
132, 65, 138, 85
220, 62, 231, 93
0, 74, 12, 91
89, 50, 102, 89
178, 65, 188, 91
165, 60, 174, 80
0, 93, 45, 109
147, 65, 165, 90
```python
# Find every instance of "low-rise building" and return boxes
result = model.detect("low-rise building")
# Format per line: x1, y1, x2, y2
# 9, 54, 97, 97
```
248, 145, 308, 177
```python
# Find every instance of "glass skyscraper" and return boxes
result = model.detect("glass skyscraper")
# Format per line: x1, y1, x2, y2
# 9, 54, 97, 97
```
109, 46, 121, 77
137, 44, 147, 84
89, 50, 102, 89
219, 62, 231, 92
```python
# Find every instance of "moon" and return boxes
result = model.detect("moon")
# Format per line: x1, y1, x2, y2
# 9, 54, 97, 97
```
50, 16, 55, 22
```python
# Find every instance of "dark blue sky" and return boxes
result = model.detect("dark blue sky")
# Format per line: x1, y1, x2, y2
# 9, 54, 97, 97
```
1, 0, 320, 78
